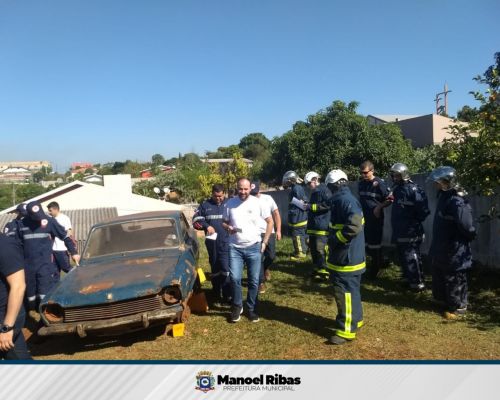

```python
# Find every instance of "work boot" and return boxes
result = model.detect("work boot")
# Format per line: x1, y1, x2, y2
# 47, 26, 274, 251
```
443, 308, 467, 320
327, 335, 349, 345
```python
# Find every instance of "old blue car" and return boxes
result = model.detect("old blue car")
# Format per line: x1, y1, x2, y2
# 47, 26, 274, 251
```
38, 211, 200, 337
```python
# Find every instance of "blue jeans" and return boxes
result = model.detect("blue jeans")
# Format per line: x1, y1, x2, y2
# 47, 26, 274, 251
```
229, 242, 261, 312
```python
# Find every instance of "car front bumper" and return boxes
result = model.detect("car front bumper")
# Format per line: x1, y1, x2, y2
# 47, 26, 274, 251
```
38, 304, 184, 337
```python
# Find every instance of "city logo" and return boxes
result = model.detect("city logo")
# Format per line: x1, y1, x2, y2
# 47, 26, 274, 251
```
195, 371, 215, 393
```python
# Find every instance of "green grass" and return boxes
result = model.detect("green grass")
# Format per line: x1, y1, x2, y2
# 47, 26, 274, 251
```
30, 237, 500, 360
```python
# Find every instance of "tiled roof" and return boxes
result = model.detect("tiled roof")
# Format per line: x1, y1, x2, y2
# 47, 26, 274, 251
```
0, 207, 118, 253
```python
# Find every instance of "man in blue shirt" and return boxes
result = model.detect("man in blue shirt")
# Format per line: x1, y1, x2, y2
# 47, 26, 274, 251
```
192, 184, 231, 305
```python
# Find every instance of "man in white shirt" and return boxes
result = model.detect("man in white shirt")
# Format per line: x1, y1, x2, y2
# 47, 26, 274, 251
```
223, 178, 273, 323
250, 181, 281, 293
47, 202, 74, 273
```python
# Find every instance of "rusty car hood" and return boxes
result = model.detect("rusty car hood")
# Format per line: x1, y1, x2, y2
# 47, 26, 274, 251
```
46, 250, 184, 308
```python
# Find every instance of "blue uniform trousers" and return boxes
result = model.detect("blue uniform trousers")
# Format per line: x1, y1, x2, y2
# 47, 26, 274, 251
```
53, 250, 71, 273
26, 260, 60, 302
290, 226, 308, 256
396, 240, 424, 287
364, 214, 384, 278
330, 272, 363, 340
259, 233, 276, 284
309, 235, 328, 274
431, 266, 467, 312
205, 239, 231, 301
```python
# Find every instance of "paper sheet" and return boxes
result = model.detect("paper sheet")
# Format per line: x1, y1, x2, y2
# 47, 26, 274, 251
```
291, 196, 307, 210
206, 232, 218, 240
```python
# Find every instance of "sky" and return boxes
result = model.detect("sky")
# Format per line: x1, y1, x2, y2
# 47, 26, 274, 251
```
0, 0, 498, 172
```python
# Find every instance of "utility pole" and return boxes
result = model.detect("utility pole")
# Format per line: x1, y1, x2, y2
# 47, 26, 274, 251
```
11, 182, 16, 206
435, 83, 452, 116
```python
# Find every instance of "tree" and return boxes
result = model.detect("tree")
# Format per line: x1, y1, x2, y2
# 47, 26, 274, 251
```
262, 101, 415, 182
441, 52, 500, 196
457, 105, 479, 122
151, 153, 165, 166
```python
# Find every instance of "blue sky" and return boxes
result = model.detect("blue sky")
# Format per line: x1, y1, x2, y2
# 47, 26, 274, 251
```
0, 0, 498, 172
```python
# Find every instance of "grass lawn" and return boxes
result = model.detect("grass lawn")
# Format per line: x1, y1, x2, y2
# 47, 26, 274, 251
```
31, 237, 499, 360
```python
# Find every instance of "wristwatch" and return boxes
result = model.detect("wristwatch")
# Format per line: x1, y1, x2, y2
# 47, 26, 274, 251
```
0, 324, 14, 333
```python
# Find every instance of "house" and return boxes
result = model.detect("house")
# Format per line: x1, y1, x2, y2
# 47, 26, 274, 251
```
0, 174, 184, 250
139, 165, 176, 178
70, 162, 96, 177
0, 161, 51, 172
1, 174, 182, 217
367, 114, 467, 148
0, 167, 32, 183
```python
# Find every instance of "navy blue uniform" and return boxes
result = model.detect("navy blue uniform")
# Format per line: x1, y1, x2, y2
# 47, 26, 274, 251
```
358, 177, 389, 278
192, 198, 231, 301
307, 184, 331, 276
3, 219, 24, 247
326, 186, 365, 341
390, 181, 430, 289
20, 215, 77, 307
429, 189, 475, 313
288, 183, 308, 257
0, 234, 31, 360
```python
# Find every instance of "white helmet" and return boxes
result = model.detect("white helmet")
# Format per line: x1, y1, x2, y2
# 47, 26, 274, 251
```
325, 169, 348, 185
304, 171, 320, 185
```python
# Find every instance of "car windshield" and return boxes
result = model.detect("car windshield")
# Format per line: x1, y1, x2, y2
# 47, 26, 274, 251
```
83, 218, 179, 259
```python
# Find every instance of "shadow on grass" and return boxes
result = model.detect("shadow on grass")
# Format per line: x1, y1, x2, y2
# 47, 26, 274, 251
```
258, 299, 336, 340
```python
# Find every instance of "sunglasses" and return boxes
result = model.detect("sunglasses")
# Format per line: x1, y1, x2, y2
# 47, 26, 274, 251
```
360, 170, 372, 174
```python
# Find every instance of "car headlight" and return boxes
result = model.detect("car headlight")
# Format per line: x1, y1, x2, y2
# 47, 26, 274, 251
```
162, 286, 182, 305
42, 303, 64, 323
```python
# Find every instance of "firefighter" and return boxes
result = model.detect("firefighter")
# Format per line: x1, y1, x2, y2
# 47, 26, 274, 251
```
324, 170, 365, 345
19, 201, 80, 310
304, 171, 331, 280
386, 163, 430, 291
358, 161, 390, 279
427, 166, 476, 319
192, 184, 231, 305
282, 170, 308, 260
3, 203, 27, 246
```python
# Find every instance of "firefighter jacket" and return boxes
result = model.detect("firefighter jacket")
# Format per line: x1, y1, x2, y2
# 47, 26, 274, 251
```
429, 189, 476, 271
326, 186, 366, 274
20, 216, 77, 266
390, 181, 430, 242
307, 184, 332, 236
288, 183, 308, 227
192, 198, 229, 248
358, 177, 390, 218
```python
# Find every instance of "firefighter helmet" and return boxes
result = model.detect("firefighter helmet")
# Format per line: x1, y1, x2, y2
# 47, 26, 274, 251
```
304, 171, 320, 185
325, 169, 348, 185
282, 170, 303, 186
390, 163, 411, 181
427, 166, 457, 190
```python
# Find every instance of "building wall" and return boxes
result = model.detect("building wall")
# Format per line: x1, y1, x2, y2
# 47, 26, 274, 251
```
396, 115, 434, 147
265, 174, 500, 269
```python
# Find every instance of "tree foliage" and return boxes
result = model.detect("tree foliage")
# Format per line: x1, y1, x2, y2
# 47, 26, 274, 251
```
0, 184, 48, 210
441, 52, 500, 196
262, 101, 415, 182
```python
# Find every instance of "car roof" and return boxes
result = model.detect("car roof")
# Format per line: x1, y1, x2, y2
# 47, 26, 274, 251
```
92, 210, 183, 228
